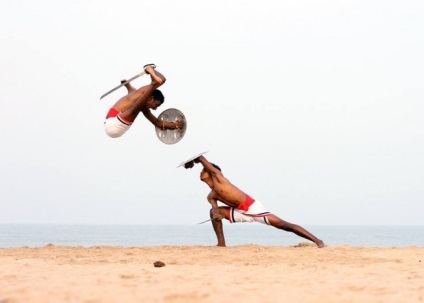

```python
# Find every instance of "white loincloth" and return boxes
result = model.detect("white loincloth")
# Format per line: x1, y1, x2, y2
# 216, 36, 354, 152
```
228, 200, 271, 225
104, 116, 132, 138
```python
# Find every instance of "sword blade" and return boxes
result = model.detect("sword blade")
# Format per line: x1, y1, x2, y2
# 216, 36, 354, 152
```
99, 70, 146, 100
197, 215, 223, 224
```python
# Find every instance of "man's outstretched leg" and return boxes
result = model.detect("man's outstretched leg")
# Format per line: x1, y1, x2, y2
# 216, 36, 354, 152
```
268, 215, 325, 248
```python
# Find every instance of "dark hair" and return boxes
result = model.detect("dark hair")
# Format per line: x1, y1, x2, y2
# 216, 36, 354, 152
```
210, 163, 221, 171
152, 89, 164, 103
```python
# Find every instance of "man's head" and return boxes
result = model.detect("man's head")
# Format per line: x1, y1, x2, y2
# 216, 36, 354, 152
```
147, 89, 165, 110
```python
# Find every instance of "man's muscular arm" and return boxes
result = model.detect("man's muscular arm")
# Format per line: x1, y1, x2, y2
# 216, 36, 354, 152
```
197, 156, 222, 177
142, 110, 182, 129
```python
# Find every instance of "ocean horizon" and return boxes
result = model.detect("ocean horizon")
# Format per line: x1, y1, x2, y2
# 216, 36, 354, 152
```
0, 224, 423, 248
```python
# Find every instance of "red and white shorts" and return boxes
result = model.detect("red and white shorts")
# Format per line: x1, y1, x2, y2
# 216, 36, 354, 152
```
228, 196, 271, 225
104, 108, 132, 138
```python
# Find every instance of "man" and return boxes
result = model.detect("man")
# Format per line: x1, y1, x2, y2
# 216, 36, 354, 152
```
104, 64, 184, 138
184, 156, 325, 248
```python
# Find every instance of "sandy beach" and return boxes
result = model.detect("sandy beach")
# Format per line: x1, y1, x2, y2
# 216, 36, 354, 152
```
0, 244, 423, 303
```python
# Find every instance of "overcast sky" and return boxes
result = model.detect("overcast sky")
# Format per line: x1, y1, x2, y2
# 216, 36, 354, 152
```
1, 0, 423, 225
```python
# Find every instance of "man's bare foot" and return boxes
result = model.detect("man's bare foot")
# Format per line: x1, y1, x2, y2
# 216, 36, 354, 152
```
316, 240, 326, 248
121, 80, 136, 93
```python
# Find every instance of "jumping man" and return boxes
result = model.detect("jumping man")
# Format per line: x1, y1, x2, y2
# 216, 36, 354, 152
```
104, 64, 184, 138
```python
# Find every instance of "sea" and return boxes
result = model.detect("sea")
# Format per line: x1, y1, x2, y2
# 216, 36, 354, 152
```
0, 224, 423, 248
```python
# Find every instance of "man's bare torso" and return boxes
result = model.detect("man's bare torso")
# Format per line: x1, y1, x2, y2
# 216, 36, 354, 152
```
208, 174, 247, 208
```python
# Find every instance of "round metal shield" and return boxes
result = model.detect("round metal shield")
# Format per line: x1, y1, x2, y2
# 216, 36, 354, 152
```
155, 108, 187, 144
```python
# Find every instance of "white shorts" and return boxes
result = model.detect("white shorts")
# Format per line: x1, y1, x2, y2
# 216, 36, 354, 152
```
228, 200, 271, 225
104, 116, 132, 138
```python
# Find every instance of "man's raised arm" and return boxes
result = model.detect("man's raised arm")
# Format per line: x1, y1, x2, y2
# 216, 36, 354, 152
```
196, 156, 221, 176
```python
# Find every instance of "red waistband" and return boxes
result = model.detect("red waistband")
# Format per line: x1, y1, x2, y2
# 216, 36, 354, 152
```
237, 195, 255, 211
106, 108, 119, 119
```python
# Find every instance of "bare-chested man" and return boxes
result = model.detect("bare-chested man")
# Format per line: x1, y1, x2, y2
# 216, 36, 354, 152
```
185, 155, 325, 248
104, 64, 184, 138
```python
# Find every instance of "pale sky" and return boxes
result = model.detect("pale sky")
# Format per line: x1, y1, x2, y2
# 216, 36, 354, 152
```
1, 0, 423, 225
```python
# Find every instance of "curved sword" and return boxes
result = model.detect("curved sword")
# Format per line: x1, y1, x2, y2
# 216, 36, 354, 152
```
99, 64, 156, 100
